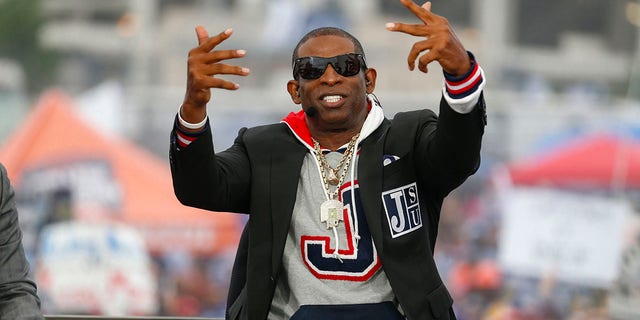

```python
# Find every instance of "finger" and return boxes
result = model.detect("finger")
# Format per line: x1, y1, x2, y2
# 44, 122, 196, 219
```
386, 22, 430, 37
189, 75, 240, 91
195, 49, 247, 65
398, 0, 433, 24
406, 38, 434, 70
197, 63, 251, 77
200, 77, 242, 90
417, 50, 438, 73
195, 25, 210, 45
197, 28, 233, 53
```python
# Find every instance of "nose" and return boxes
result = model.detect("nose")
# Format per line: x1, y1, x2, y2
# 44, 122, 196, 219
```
319, 63, 342, 86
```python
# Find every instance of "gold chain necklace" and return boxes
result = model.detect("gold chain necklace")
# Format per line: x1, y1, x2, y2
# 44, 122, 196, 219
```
312, 133, 360, 229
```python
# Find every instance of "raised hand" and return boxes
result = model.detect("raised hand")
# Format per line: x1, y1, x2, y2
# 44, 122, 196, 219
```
181, 26, 250, 123
386, 0, 471, 76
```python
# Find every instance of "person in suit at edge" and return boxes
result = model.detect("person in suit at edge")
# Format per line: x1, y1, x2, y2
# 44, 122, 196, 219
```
0, 163, 44, 320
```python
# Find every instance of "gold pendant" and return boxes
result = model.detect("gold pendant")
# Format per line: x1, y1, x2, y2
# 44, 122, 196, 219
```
327, 169, 339, 185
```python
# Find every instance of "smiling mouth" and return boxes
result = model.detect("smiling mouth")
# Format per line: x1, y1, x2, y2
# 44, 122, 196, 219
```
322, 95, 343, 103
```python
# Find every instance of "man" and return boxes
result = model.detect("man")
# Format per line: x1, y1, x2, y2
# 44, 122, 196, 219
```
0, 163, 44, 319
170, 0, 486, 319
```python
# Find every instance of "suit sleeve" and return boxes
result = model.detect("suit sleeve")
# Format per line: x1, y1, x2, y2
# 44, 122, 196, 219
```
415, 93, 487, 196
0, 164, 44, 319
169, 122, 252, 214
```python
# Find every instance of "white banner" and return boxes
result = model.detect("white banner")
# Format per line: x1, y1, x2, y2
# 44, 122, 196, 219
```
498, 188, 630, 287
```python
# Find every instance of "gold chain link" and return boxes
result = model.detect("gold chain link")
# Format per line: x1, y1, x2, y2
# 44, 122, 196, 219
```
312, 134, 360, 200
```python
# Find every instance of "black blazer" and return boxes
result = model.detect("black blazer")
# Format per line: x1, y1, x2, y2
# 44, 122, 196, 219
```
170, 96, 486, 320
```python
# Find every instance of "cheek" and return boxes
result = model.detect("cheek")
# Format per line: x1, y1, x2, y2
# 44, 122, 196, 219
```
300, 95, 314, 108
297, 85, 313, 102
353, 86, 368, 105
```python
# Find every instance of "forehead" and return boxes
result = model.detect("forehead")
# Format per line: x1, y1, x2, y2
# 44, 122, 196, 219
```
297, 35, 356, 58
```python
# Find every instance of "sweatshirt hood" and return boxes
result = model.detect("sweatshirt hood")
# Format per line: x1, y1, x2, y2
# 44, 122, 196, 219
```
281, 96, 385, 150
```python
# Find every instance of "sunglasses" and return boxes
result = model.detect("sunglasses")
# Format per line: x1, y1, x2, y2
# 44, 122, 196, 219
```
293, 53, 367, 80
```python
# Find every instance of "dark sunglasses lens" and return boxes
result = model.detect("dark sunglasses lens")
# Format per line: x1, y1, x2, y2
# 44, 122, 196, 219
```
334, 54, 361, 77
296, 54, 363, 80
298, 58, 326, 79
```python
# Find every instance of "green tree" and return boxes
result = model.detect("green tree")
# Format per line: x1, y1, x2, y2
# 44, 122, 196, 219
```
0, 0, 58, 94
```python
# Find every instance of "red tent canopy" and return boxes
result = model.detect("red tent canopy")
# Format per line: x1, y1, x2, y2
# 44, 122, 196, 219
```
508, 133, 640, 190
0, 90, 241, 256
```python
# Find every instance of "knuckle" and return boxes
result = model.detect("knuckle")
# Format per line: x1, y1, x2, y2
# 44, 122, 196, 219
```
187, 48, 200, 57
187, 68, 200, 79
187, 55, 199, 67
193, 74, 209, 85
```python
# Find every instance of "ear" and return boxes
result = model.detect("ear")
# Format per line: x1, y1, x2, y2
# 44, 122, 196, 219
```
287, 80, 301, 104
364, 68, 377, 94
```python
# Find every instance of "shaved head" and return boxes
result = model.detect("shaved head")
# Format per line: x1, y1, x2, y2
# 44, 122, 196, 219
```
292, 27, 366, 66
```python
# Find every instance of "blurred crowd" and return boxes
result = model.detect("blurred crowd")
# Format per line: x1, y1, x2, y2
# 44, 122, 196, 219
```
155, 252, 232, 317
433, 177, 618, 320
139, 171, 628, 319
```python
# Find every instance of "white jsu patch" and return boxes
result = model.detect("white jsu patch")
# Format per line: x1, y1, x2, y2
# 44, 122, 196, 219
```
381, 182, 422, 238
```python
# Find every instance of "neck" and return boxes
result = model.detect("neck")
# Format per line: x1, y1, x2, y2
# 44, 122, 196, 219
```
310, 128, 360, 151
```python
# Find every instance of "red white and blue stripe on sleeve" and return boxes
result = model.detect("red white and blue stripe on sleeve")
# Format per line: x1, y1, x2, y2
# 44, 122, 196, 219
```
442, 51, 485, 114
173, 114, 209, 149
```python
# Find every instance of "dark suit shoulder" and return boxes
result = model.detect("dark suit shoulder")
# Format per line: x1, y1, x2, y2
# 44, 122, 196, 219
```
242, 122, 289, 134
242, 122, 289, 140
386, 109, 438, 143
391, 108, 438, 121
240, 122, 306, 156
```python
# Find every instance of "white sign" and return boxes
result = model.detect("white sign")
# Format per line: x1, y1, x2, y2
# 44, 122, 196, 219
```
36, 221, 158, 315
498, 188, 630, 287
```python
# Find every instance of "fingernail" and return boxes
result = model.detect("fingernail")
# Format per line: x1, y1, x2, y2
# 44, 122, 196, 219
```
237, 49, 246, 55
234, 83, 240, 89
385, 22, 395, 29
241, 68, 250, 73
224, 28, 233, 35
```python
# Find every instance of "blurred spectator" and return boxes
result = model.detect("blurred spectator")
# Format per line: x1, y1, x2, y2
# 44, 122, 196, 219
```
567, 289, 609, 320
158, 253, 229, 317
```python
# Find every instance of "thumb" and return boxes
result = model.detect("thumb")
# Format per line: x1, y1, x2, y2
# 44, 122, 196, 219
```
195, 25, 209, 45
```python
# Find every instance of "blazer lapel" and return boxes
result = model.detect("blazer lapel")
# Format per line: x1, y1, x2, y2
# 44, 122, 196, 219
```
269, 134, 308, 275
358, 121, 390, 257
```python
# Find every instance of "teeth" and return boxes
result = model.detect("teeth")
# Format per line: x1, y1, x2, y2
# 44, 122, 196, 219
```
323, 95, 341, 103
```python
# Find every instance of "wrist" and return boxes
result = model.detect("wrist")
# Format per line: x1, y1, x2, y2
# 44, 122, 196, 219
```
443, 51, 475, 80
178, 106, 207, 130
173, 114, 208, 149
